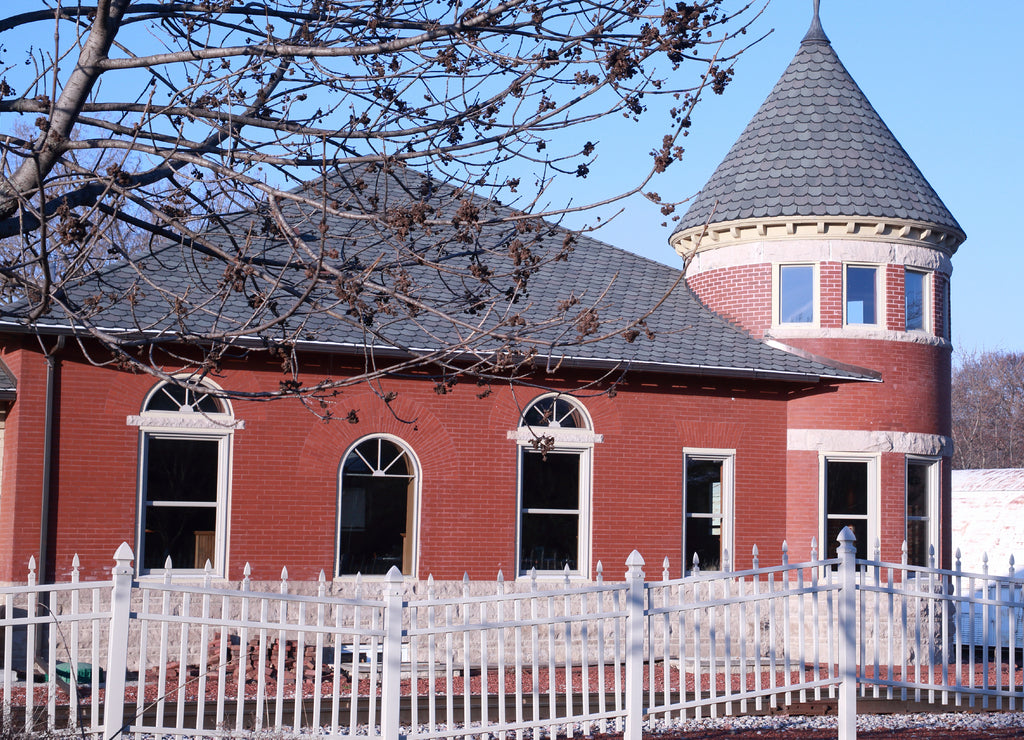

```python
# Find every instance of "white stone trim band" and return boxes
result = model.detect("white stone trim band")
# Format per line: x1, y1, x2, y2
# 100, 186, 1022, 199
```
507, 429, 604, 444
682, 238, 953, 277
766, 326, 951, 347
788, 429, 952, 456
127, 414, 245, 430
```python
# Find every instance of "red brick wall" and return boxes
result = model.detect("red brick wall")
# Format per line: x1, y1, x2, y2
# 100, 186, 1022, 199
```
0, 340, 49, 581
885, 264, 905, 332
686, 264, 772, 337
785, 338, 952, 436
0, 341, 809, 582
0, 326, 951, 582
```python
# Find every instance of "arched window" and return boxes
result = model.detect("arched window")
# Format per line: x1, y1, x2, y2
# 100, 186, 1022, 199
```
337, 436, 418, 576
511, 394, 600, 577
129, 378, 238, 575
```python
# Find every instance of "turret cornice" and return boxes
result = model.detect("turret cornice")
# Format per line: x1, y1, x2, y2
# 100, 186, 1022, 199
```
671, 215, 964, 260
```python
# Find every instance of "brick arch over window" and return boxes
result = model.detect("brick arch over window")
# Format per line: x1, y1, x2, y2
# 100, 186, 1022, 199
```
336, 435, 420, 577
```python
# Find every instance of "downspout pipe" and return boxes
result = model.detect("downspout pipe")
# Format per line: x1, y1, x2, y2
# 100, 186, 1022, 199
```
39, 336, 64, 584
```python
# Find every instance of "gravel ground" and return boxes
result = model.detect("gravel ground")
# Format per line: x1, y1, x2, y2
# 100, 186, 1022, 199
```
392, 713, 1024, 739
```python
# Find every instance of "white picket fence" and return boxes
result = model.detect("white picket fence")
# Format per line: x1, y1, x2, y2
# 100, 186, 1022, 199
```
1, 530, 1023, 740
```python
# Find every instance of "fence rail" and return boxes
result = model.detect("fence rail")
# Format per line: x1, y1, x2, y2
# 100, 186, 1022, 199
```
2, 530, 1024, 740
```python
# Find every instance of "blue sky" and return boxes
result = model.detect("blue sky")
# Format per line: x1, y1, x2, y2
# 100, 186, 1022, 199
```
556, 0, 1024, 356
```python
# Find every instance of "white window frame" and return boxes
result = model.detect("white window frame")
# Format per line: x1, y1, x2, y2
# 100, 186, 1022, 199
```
905, 456, 940, 567
818, 453, 879, 560
843, 263, 883, 327
682, 448, 735, 574
511, 394, 599, 579
773, 263, 819, 327
131, 378, 236, 577
335, 434, 421, 579
904, 268, 931, 334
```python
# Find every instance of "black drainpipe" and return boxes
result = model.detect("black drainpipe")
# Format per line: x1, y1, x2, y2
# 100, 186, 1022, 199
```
39, 336, 64, 584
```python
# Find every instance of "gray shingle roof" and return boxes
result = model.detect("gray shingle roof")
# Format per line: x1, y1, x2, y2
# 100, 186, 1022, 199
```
676, 14, 964, 241
0, 165, 875, 383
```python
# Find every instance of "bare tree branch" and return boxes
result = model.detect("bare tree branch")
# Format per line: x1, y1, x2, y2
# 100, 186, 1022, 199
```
0, 0, 758, 404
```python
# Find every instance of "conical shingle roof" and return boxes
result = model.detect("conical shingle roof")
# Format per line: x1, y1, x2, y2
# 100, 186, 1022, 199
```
675, 11, 964, 242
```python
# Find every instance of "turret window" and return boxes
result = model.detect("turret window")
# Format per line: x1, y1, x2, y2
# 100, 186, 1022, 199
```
906, 457, 939, 566
844, 265, 879, 326
905, 269, 929, 333
820, 454, 878, 560
777, 264, 815, 324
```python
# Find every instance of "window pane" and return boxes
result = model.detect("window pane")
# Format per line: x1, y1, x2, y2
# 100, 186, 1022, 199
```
145, 383, 223, 413
905, 270, 925, 331
779, 265, 813, 323
522, 451, 580, 510
343, 438, 410, 477
338, 476, 411, 575
146, 438, 219, 502
520, 513, 578, 571
826, 461, 868, 516
146, 384, 187, 412
826, 518, 868, 559
143, 504, 216, 570
686, 459, 723, 515
906, 463, 929, 517
685, 516, 722, 571
907, 519, 929, 567
523, 397, 584, 428
846, 266, 876, 324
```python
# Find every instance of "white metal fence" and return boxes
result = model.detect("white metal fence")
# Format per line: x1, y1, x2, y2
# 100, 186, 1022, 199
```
2, 531, 1023, 740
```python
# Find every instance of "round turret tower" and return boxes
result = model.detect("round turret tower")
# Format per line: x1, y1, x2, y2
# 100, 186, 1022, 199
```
670, 3, 964, 566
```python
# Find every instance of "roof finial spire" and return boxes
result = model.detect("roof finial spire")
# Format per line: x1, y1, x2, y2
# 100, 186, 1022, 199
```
802, 0, 830, 45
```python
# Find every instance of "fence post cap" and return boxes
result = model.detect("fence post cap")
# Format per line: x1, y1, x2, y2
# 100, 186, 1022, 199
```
836, 526, 856, 545
113, 541, 135, 564
386, 565, 403, 583
625, 550, 645, 567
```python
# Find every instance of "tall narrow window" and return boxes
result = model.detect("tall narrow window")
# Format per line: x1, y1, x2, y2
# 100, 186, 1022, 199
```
132, 379, 236, 575
821, 456, 877, 560
778, 264, 814, 324
683, 450, 734, 572
845, 265, 878, 325
514, 395, 597, 576
905, 269, 929, 332
521, 450, 581, 572
906, 458, 939, 566
338, 436, 418, 576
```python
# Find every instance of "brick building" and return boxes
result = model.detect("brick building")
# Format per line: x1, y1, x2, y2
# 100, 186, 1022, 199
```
0, 7, 963, 585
